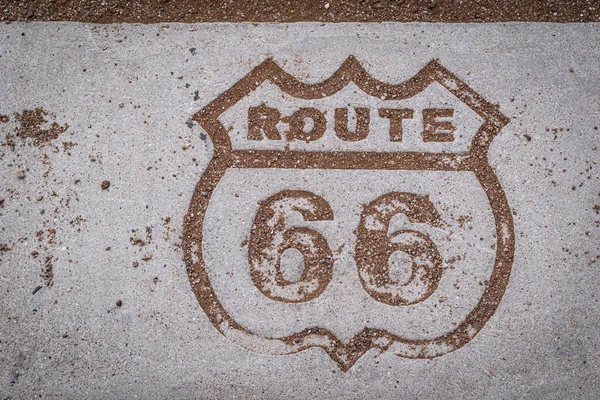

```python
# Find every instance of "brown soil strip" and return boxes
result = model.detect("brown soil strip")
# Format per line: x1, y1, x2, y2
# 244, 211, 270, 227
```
1, 0, 599, 23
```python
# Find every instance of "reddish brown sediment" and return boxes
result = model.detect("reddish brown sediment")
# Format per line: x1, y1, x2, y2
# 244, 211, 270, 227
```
1, 0, 599, 23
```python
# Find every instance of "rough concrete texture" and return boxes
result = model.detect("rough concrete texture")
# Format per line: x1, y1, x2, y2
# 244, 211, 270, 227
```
0, 22, 599, 398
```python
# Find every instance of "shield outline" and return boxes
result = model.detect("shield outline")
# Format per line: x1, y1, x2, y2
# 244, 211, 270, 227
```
182, 56, 515, 371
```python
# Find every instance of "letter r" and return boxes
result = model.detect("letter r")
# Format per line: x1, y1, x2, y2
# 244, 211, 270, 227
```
248, 104, 282, 140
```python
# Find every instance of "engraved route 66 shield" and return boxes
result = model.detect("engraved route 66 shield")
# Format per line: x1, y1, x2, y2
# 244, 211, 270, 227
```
182, 56, 515, 371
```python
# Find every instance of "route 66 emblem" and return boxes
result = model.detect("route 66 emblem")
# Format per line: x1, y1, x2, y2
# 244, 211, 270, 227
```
182, 56, 515, 371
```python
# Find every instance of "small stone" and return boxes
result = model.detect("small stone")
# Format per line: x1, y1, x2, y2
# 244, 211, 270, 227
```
116, 300, 122, 307
36, 195, 43, 201
101, 180, 110, 190
16, 170, 25, 179
132, 261, 139, 268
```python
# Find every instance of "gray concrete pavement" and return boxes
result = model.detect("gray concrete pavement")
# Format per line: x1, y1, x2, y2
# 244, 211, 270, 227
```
0, 22, 599, 398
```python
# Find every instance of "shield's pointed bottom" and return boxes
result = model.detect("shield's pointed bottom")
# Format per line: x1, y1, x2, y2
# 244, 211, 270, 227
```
291, 328, 392, 372
324, 345, 374, 372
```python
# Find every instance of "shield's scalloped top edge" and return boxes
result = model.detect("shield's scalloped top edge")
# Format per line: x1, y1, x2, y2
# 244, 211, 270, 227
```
193, 56, 509, 154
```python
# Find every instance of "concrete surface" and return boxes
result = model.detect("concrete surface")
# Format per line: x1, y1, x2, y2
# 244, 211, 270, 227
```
0, 22, 599, 398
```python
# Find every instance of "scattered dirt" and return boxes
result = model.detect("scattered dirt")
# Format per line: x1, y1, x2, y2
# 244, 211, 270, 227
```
130, 237, 147, 247
130, 227, 152, 247
161, 216, 178, 243
41, 255, 54, 287
1, 0, 599, 22
33, 229, 59, 287
13, 108, 69, 146
0, 108, 81, 289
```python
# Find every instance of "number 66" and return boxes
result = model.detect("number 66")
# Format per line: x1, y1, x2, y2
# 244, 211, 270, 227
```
248, 190, 443, 305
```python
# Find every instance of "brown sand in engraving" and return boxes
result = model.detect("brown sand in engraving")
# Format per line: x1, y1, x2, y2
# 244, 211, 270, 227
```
1, 0, 599, 22
182, 56, 515, 371
248, 190, 335, 303
354, 192, 444, 306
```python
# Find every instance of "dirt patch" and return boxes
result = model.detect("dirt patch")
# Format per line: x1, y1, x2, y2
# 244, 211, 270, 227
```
12, 108, 69, 146
33, 229, 59, 287
1, 0, 599, 23
41, 255, 54, 287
